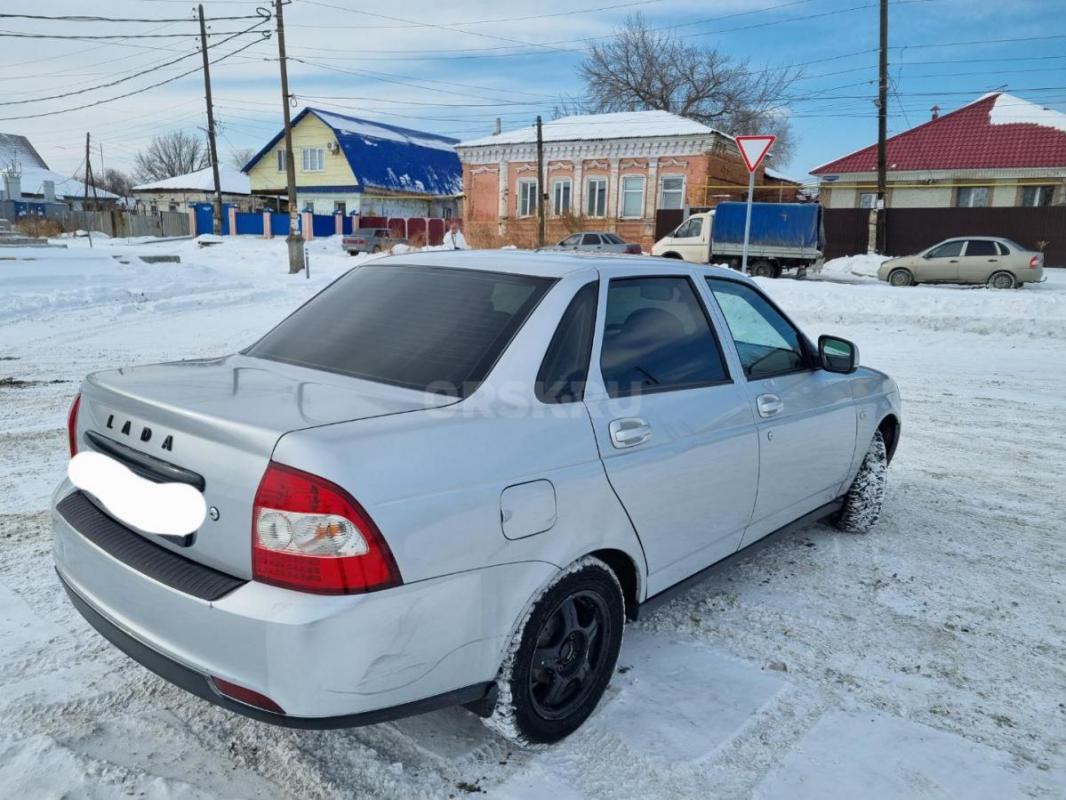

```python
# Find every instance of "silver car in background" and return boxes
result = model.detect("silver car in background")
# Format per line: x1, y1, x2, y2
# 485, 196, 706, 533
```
878, 236, 1045, 288
550, 231, 642, 254
342, 227, 400, 255
53, 251, 900, 745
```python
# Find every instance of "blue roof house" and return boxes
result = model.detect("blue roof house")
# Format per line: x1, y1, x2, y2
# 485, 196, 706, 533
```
244, 108, 463, 218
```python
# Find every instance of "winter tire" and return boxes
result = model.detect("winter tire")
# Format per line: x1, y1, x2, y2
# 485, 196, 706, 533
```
987, 271, 1016, 290
484, 557, 625, 745
887, 268, 915, 287
835, 429, 888, 533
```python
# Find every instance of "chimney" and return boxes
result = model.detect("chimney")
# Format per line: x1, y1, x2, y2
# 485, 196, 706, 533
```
492, 117, 501, 136
42, 180, 56, 203
930, 105, 940, 121
3, 173, 21, 201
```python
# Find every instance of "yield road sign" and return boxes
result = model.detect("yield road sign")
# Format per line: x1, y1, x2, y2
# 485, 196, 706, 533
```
735, 135, 776, 173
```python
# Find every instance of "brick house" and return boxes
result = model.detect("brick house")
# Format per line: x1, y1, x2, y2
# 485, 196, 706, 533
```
455, 111, 764, 249
813, 93, 1066, 209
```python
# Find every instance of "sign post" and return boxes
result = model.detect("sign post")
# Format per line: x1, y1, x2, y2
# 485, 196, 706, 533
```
734, 135, 777, 274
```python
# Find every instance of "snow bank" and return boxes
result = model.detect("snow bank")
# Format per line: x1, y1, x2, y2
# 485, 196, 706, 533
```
820, 254, 888, 279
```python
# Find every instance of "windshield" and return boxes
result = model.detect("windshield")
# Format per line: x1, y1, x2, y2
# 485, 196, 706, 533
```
246, 265, 553, 397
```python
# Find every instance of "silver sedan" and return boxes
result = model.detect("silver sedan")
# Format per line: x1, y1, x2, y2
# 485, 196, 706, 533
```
54, 251, 900, 746
878, 237, 1045, 288
549, 231, 642, 254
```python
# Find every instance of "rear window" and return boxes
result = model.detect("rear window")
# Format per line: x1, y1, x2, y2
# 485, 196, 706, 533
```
246, 265, 553, 397
602, 233, 624, 244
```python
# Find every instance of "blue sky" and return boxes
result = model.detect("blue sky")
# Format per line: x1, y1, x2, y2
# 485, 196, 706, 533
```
3, 0, 1065, 181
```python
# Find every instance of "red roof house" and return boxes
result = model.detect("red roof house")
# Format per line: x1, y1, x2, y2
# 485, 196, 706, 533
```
812, 93, 1066, 210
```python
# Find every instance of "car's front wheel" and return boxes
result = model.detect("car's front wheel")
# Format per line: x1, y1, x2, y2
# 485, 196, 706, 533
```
484, 557, 624, 745
887, 268, 915, 287
835, 430, 888, 533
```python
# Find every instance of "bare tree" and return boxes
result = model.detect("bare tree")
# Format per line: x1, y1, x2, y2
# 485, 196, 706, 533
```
97, 168, 133, 197
227, 147, 256, 170
579, 14, 799, 163
133, 131, 209, 182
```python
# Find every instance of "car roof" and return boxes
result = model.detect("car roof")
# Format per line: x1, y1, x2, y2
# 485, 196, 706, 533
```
377, 248, 749, 281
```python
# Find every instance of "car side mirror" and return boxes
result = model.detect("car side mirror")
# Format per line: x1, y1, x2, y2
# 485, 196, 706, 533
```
819, 335, 858, 373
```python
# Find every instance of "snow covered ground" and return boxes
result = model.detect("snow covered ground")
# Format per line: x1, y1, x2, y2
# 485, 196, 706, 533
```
1, 239, 1064, 798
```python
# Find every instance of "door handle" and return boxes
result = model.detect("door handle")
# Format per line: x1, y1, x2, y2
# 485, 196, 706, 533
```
948, 259, 959, 263
987, 258, 998, 262
757, 394, 784, 418
609, 418, 651, 448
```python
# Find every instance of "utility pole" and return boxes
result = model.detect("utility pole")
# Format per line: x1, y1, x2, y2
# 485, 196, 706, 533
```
83, 132, 93, 249
535, 115, 545, 248
198, 4, 224, 236
875, 0, 888, 254
275, 0, 304, 273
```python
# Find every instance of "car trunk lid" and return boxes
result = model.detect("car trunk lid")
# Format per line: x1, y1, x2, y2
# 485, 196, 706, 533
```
75, 354, 455, 579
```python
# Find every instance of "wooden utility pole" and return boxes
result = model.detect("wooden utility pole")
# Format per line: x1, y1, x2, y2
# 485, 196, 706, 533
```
275, 0, 304, 273
198, 4, 224, 236
536, 115, 545, 248
875, 0, 888, 253
83, 132, 93, 248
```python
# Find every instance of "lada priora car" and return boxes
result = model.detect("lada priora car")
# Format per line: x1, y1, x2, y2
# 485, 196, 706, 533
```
54, 251, 901, 744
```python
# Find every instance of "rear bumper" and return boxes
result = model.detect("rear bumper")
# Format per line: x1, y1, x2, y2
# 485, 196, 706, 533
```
56, 568, 494, 728
52, 482, 555, 723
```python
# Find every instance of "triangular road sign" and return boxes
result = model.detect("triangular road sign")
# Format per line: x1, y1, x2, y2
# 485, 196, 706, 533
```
735, 135, 777, 173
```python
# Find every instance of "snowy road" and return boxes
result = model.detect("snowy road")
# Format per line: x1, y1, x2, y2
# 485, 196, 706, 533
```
1, 237, 1064, 798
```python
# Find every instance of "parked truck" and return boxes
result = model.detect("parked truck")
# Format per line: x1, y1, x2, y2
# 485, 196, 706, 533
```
651, 202, 824, 277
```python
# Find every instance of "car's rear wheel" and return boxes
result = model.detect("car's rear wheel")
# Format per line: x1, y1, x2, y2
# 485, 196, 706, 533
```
887, 268, 915, 287
484, 557, 624, 745
751, 260, 776, 278
987, 270, 1016, 290
835, 430, 888, 533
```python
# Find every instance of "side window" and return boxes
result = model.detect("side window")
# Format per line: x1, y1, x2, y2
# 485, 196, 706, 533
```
707, 279, 807, 379
601, 277, 729, 398
582, 234, 601, 246
536, 282, 599, 404
927, 241, 963, 259
996, 241, 1010, 256
965, 240, 997, 256
674, 217, 702, 239
561, 234, 581, 247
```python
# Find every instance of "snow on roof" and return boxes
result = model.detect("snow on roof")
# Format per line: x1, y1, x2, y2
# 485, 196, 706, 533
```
811, 92, 1066, 175
0, 133, 48, 171
457, 110, 725, 148
132, 165, 251, 194
764, 167, 801, 183
243, 108, 463, 197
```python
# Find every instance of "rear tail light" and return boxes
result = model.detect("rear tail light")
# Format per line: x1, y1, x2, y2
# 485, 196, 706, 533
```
211, 677, 285, 714
252, 461, 401, 594
1029, 255, 1041, 269
67, 393, 81, 456
625, 244, 642, 254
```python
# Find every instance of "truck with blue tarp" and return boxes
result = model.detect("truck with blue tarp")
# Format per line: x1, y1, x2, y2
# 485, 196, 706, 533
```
651, 202, 825, 277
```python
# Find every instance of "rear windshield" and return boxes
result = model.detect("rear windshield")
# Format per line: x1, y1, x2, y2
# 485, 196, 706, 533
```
602, 233, 624, 244
246, 264, 553, 397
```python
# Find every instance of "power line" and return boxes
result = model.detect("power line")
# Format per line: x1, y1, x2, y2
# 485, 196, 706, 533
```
0, 35, 270, 122
0, 28, 265, 40
0, 12, 266, 23
0, 19, 270, 107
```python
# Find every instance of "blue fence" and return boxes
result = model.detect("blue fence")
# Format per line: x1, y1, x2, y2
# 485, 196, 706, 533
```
234, 212, 263, 236
192, 203, 234, 235
270, 212, 293, 237
312, 214, 335, 237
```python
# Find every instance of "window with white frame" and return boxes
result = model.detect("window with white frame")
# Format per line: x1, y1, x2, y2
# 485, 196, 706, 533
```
1020, 185, 1055, 207
302, 148, 325, 172
586, 177, 607, 217
276, 149, 287, 171
955, 186, 990, 207
552, 178, 572, 215
517, 179, 538, 217
660, 175, 685, 210
858, 192, 877, 209
620, 175, 645, 218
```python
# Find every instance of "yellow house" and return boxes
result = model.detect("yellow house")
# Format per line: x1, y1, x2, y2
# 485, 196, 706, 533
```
243, 108, 462, 218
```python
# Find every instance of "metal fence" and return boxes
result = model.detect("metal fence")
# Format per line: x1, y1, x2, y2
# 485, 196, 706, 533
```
0, 200, 189, 239
823, 206, 1066, 266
